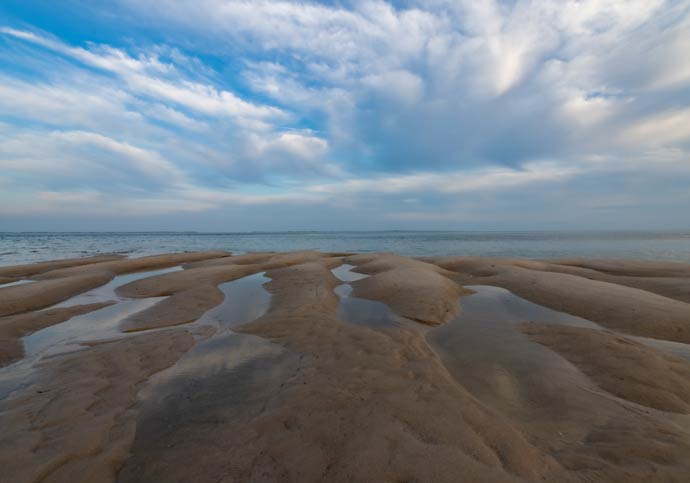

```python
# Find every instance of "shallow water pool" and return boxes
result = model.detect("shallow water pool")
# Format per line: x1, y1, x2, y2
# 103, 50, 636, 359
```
332, 264, 397, 329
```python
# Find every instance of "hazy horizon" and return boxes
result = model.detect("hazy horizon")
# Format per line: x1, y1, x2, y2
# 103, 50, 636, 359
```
2, 229, 690, 234
1, 1, 689, 231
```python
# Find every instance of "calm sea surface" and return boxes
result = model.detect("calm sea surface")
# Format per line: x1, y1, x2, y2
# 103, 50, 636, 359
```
1, 231, 689, 266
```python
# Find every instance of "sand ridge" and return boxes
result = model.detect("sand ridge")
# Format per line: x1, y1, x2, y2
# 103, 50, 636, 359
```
0, 252, 689, 482
120, 258, 559, 482
521, 323, 690, 413
117, 250, 336, 331
0, 328, 196, 483
0, 251, 230, 317
344, 253, 470, 325
0, 254, 125, 279
430, 256, 690, 343
0, 301, 114, 367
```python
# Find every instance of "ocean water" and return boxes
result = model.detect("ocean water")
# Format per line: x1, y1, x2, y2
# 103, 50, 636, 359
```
0, 231, 689, 266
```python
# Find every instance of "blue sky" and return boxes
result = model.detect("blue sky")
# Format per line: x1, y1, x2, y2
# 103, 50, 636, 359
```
1, 0, 689, 231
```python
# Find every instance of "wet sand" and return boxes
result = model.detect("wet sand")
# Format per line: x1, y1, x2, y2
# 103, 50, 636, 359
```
0, 251, 689, 482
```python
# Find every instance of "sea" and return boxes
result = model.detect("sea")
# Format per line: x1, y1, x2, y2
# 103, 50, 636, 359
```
1, 231, 689, 266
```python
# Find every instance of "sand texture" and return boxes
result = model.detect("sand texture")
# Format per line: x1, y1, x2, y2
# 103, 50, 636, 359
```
521, 323, 690, 413
0, 329, 195, 483
0, 301, 114, 367
0, 251, 230, 317
0, 251, 689, 482
430, 256, 690, 343
0, 255, 124, 279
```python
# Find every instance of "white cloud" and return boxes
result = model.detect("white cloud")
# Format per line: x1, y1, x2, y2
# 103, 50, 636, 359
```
361, 69, 424, 106
0, 76, 137, 128
2, 1, 690, 227
140, 103, 208, 131
249, 131, 328, 159
619, 108, 690, 147
1, 27, 285, 124
0, 129, 186, 183
308, 161, 580, 196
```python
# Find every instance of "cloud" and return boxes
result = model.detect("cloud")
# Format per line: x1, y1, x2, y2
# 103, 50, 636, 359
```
0, 25, 335, 185
0, 27, 285, 124
112, 0, 689, 172
0, 130, 192, 211
620, 108, 690, 147
307, 161, 580, 197
1, 1, 689, 229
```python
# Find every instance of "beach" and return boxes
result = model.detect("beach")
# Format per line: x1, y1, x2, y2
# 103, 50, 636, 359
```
1, 250, 690, 482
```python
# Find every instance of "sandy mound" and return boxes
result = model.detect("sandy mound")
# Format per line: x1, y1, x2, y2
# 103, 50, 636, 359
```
119, 259, 559, 482
0, 251, 231, 317
118, 251, 336, 331
431, 257, 690, 343
2, 252, 690, 483
32, 251, 229, 280
521, 323, 690, 413
0, 255, 124, 279
0, 271, 115, 316
0, 329, 196, 483
345, 253, 469, 325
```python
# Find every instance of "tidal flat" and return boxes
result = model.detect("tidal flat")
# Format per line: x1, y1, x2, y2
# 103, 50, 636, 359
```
1, 250, 690, 482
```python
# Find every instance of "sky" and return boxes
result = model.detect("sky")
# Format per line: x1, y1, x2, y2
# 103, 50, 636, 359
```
0, 0, 689, 231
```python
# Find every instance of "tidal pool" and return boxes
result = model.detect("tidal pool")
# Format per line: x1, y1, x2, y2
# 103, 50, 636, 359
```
22, 266, 185, 358
137, 271, 277, 402
426, 285, 611, 438
120, 272, 295, 481
0, 266, 184, 399
332, 264, 397, 329
426, 284, 690, 439
427, 284, 602, 394
54, 265, 183, 308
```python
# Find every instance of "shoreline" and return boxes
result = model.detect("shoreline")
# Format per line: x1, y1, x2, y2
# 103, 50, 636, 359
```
3, 230, 690, 266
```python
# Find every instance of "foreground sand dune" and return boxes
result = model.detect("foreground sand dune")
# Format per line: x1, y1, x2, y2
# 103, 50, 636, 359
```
1, 251, 689, 482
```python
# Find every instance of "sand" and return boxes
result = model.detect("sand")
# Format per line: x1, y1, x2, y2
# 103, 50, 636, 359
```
344, 253, 471, 325
0, 251, 689, 482
430, 256, 690, 343
521, 323, 690, 413
0, 271, 117, 317
0, 301, 114, 367
0, 254, 124, 279
0, 251, 230, 317
117, 251, 334, 331
0, 329, 195, 483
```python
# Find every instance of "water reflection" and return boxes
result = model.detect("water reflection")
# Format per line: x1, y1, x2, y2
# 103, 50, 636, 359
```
0, 279, 34, 289
122, 271, 292, 478
197, 272, 272, 329
433, 285, 690, 360
0, 271, 275, 402
139, 272, 275, 400
427, 285, 601, 392
427, 285, 690, 439
24, 297, 164, 358
448, 285, 599, 328
427, 285, 604, 435
332, 264, 397, 329
0, 266, 186, 399
331, 263, 369, 283
22, 266, 187, 359
55, 265, 183, 308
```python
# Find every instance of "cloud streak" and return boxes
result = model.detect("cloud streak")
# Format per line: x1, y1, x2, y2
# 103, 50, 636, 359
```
0, 1, 689, 229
